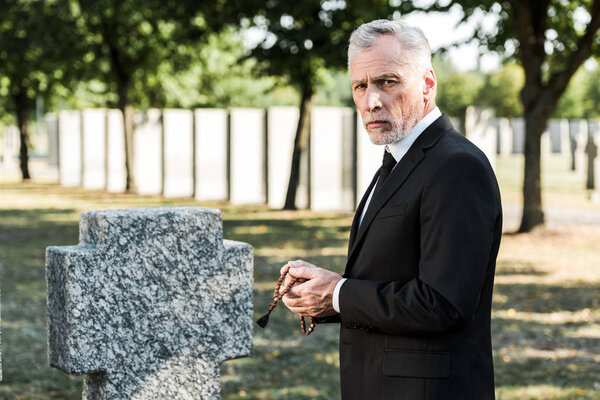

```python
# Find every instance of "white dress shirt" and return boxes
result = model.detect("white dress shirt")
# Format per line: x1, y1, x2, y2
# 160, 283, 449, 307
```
332, 107, 442, 313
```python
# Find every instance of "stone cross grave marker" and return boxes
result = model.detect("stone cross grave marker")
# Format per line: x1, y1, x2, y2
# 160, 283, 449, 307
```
46, 207, 253, 399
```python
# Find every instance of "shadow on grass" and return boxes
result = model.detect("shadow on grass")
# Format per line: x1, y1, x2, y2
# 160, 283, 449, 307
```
494, 282, 600, 312
495, 260, 548, 276
0, 207, 83, 399
493, 280, 600, 394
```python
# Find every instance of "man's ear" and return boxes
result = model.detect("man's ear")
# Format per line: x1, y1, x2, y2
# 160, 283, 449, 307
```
423, 68, 437, 100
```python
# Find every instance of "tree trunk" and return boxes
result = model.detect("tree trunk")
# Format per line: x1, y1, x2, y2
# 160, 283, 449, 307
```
117, 79, 135, 192
518, 111, 546, 232
14, 94, 31, 181
283, 78, 315, 210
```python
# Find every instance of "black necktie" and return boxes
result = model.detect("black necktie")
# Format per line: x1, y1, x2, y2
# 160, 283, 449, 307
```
373, 148, 396, 196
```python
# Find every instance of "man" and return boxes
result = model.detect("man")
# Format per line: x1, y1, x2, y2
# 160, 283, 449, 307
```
281, 19, 502, 399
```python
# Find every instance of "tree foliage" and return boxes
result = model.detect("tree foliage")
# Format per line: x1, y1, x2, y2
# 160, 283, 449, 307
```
433, 57, 485, 117
479, 63, 524, 118
72, 0, 241, 190
555, 64, 600, 118
0, 0, 87, 180
408, 0, 600, 231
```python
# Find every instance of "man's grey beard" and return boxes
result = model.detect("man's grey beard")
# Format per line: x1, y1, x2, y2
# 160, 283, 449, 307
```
365, 111, 421, 145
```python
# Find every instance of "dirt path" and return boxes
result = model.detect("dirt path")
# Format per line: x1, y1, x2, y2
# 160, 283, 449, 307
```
503, 203, 600, 231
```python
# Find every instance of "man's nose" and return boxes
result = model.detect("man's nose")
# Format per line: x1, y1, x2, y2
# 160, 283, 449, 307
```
364, 87, 383, 112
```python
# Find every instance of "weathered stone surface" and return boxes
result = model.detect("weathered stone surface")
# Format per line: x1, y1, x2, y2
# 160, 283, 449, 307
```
46, 207, 253, 399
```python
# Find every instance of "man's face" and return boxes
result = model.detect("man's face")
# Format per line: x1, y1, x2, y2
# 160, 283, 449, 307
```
350, 35, 431, 145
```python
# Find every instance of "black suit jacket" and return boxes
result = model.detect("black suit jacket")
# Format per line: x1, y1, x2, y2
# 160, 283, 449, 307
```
331, 114, 502, 399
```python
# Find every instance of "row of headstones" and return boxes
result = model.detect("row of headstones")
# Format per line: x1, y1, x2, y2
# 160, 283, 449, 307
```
47, 107, 360, 211
42, 107, 600, 210
495, 117, 600, 162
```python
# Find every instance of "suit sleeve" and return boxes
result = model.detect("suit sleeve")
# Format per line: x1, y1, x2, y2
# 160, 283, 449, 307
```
339, 150, 501, 335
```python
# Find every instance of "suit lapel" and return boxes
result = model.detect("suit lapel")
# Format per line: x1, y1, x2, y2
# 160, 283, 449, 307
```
346, 114, 454, 268
348, 170, 379, 255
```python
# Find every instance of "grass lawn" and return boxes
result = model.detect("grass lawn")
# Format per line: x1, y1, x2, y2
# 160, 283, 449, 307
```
0, 154, 599, 399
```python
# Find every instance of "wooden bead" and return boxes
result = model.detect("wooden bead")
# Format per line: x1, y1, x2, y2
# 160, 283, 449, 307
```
265, 263, 317, 336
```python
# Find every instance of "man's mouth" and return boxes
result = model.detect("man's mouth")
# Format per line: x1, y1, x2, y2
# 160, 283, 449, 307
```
366, 120, 389, 129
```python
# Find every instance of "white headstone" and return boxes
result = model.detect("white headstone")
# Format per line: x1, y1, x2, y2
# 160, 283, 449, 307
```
82, 109, 107, 190
495, 118, 513, 155
267, 106, 309, 209
587, 119, 600, 194
569, 119, 588, 172
194, 109, 228, 202
2, 125, 19, 166
449, 117, 461, 133
510, 118, 525, 154
464, 107, 497, 168
229, 108, 266, 205
311, 107, 355, 212
356, 112, 383, 205
106, 109, 127, 193
45, 114, 59, 167
134, 109, 162, 195
163, 109, 194, 198
548, 119, 569, 155
59, 110, 82, 187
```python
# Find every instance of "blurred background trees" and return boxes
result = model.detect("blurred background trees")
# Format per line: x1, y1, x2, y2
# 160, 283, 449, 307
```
0, 0, 88, 180
1, 0, 599, 221
412, 0, 600, 232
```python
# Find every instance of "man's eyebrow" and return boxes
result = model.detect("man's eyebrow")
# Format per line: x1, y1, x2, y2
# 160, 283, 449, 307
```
373, 73, 401, 81
351, 73, 402, 86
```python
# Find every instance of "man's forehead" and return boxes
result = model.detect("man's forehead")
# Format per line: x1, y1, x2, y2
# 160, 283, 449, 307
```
349, 35, 415, 78
349, 55, 413, 80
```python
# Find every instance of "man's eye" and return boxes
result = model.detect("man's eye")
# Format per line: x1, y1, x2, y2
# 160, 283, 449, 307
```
354, 84, 366, 90
384, 80, 396, 85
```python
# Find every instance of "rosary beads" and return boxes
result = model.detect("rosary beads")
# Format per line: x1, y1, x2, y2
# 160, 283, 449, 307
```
256, 263, 316, 336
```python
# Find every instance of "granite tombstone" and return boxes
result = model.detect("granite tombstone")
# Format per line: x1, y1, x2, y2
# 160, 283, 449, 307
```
46, 207, 253, 399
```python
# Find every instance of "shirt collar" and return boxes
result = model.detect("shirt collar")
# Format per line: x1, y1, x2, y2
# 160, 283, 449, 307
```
386, 106, 442, 163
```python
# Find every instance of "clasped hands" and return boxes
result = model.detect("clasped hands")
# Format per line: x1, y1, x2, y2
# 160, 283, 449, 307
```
280, 260, 342, 318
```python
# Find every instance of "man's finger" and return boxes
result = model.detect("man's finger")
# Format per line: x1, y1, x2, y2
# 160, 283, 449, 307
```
287, 266, 318, 280
280, 262, 294, 275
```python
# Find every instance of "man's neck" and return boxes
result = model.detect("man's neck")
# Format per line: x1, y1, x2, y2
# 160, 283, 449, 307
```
386, 106, 441, 161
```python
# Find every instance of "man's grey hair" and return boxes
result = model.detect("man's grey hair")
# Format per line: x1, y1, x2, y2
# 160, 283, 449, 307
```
348, 19, 432, 71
